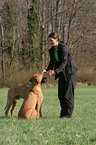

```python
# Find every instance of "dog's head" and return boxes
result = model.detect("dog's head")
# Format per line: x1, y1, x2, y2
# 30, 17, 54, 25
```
29, 72, 44, 84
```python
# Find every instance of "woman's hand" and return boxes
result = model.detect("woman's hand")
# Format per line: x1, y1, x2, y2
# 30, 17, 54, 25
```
42, 69, 47, 73
48, 70, 56, 77
42, 69, 48, 76
42, 69, 56, 77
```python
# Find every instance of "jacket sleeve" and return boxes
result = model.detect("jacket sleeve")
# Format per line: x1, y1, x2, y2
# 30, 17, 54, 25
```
55, 44, 68, 75
46, 48, 54, 71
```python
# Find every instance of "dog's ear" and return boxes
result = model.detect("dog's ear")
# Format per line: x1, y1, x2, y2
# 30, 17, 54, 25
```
29, 76, 34, 82
29, 76, 38, 83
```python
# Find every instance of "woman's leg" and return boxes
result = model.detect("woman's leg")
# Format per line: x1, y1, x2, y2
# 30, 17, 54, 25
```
58, 74, 66, 117
64, 72, 77, 117
58, 72, 77, 118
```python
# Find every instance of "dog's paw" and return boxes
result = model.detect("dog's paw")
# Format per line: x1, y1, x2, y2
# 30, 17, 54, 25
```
36, 115, 39, 119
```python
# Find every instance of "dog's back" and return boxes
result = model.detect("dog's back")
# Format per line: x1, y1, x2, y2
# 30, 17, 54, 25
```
4, 84, 31, 117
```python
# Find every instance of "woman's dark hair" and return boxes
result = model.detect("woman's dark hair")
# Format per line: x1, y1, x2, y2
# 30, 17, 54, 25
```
48, 32, 59, 41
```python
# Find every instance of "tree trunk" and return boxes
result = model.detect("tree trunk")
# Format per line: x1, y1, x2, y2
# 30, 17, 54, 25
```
1, 23, 5, 86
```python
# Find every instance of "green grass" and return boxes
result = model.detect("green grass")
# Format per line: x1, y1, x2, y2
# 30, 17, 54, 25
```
0, 86, 96, 145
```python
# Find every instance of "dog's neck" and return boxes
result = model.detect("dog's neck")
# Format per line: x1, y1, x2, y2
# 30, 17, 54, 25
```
32, 83, 41, 94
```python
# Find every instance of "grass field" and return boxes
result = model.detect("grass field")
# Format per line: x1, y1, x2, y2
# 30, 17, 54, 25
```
0, 86, 96, 145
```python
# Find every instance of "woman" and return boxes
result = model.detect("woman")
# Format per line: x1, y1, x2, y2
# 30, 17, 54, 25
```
44, 32, 79, 118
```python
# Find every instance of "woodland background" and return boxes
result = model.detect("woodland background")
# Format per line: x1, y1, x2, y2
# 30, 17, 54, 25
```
0, 0, 96, 87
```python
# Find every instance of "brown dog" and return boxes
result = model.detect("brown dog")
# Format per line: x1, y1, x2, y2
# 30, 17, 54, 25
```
4, 84, 32, 118
18, 72, 44, 120
4, 73, 46, 118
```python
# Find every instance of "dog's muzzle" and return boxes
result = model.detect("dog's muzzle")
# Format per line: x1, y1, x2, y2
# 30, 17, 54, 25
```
41, 77, 47, 84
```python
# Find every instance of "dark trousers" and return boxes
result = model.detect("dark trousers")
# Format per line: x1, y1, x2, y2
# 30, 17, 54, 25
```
58, 72, 77, 117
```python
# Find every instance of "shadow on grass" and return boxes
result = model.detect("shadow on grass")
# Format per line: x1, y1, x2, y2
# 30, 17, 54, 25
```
0, 116, 6, 119
90, 137, 96, 143
42, 115, 74, 120
0, 115, 74, 121
0, 115, 18, 120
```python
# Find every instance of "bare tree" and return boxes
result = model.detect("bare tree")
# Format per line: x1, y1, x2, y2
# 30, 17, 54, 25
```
0, 0, 95, 86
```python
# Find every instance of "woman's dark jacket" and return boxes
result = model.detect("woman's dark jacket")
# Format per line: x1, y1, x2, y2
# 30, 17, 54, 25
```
46, 41, 79, 80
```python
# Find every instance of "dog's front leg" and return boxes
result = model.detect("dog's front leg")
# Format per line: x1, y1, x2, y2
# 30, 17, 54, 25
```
36, 92, 43, 119
36, 102, 41, 119
39, 105, 42, 118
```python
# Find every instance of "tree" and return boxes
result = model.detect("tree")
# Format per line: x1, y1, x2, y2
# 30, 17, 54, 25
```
0, 0, 96, 86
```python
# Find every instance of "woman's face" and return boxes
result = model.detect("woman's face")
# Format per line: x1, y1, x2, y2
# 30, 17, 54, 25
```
48, 37, 58, 47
